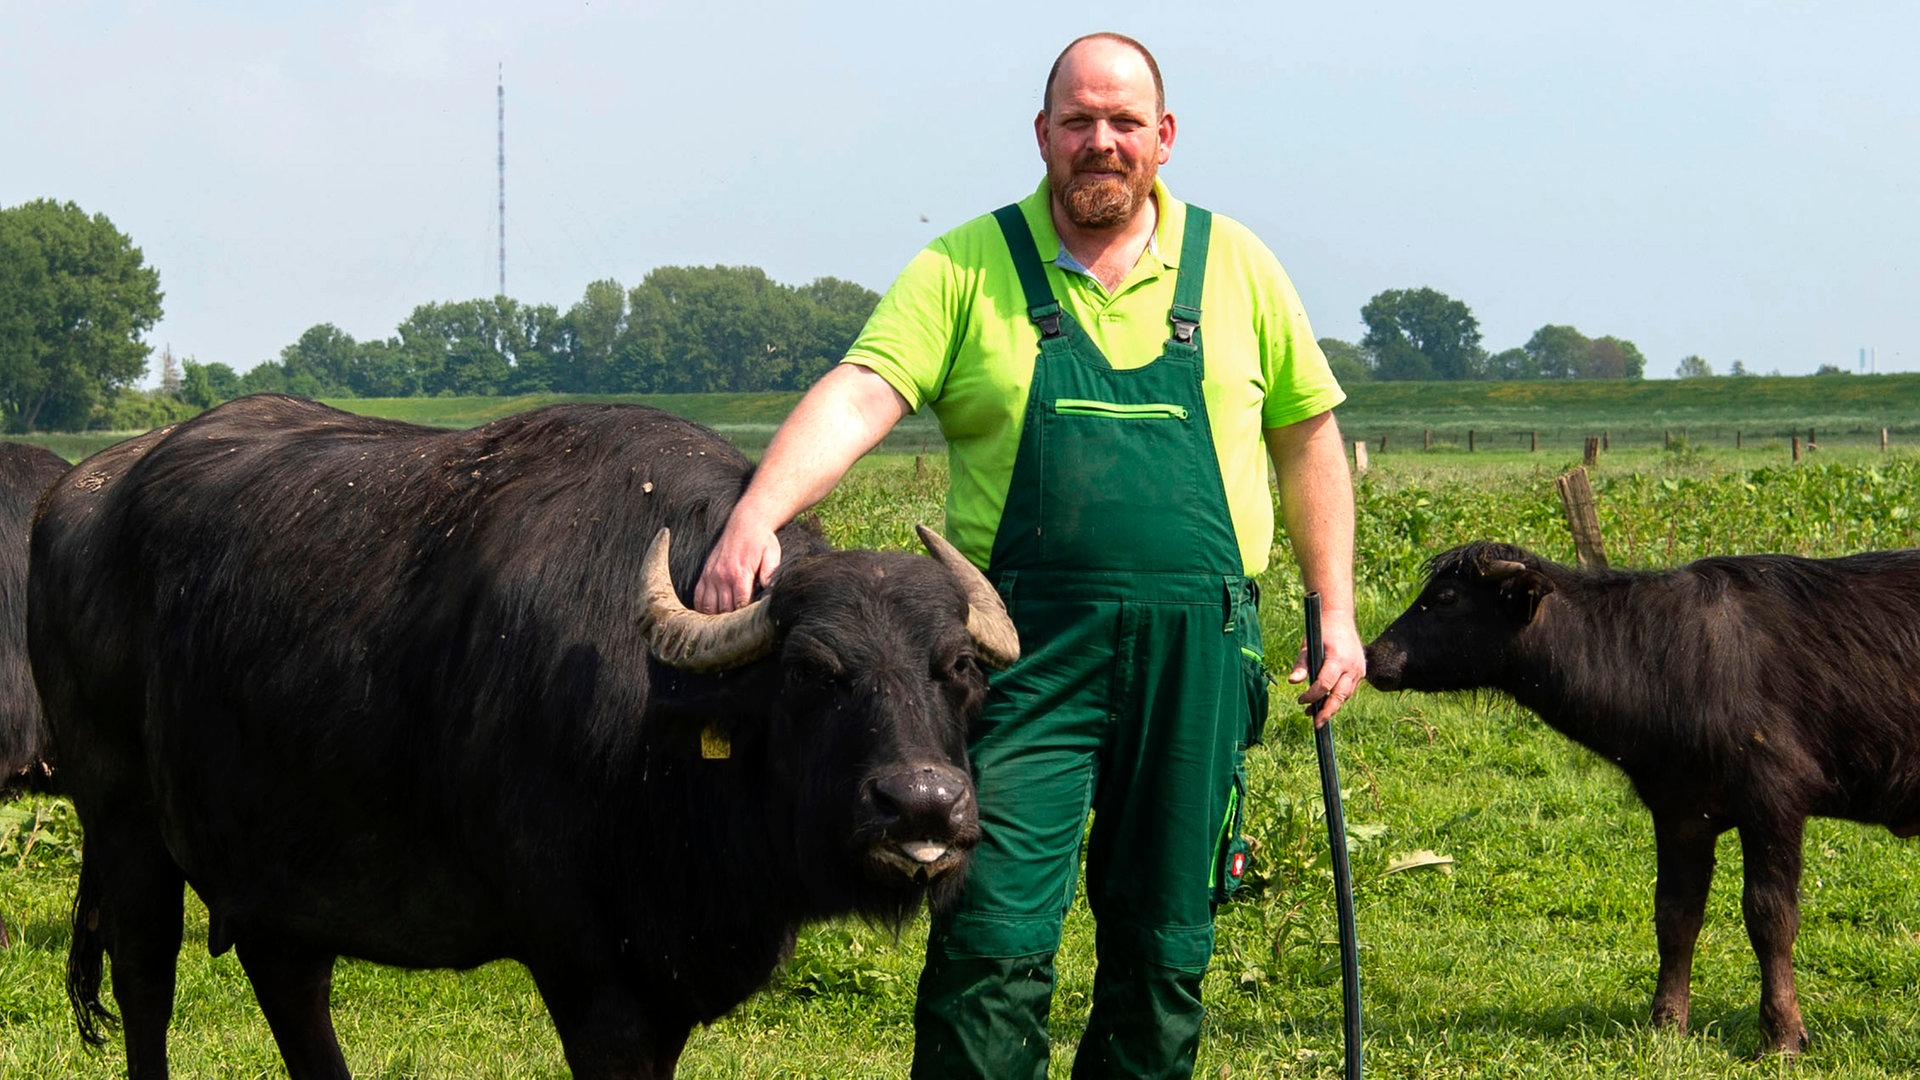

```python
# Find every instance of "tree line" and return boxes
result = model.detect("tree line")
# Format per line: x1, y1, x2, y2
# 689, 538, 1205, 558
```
3, 199, 1812, 433
1319, 286, 1649, 384
180, 268, 880, 407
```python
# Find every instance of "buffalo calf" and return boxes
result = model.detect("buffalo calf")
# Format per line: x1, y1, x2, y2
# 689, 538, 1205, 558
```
1366, 541, 1920, 1055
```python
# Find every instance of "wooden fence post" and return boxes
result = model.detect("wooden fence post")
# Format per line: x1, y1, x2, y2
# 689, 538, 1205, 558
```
1380, 434, 1389, 452
1423, 428, 1431, 451
1556, 467, 1609, 570
1530, 431, 1537, 452
1468, 429, 1476, 453
1883, 427, 1890, 452
1603, 430, 1611, 451
1353, 440, 1370, 475
1736, 430, 1742, 450
1792, 436, 1801, 462
1583, 436, 1600, 467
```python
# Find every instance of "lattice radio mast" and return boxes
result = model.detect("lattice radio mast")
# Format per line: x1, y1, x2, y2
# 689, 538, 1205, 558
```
496, 63, 506, 298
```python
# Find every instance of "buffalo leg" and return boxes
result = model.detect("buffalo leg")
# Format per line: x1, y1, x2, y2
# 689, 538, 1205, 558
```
532, 969, 688, 1079
1738, 818, 1810, 1054
236, 936, 349, 1079
1648, 808, 1719, 1031
85, 820, 186, 1080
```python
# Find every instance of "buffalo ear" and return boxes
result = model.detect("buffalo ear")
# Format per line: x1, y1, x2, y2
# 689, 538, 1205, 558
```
1481, 559, 1554, 621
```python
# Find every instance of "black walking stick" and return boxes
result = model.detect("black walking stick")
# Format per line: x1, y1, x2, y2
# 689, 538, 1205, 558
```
1306, 591, 1362, 1079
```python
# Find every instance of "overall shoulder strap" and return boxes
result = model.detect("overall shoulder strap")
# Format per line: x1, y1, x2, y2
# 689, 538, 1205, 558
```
992, 204, 1064, 340
1168, 205, 1212, 346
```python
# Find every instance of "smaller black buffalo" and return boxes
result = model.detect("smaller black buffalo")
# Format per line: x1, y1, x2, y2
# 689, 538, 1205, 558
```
1366, 541, 1920, 1055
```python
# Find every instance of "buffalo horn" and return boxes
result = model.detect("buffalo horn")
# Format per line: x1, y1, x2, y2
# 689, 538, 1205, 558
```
1482, 558, 1530, 581
915, 524, 1021, 668
638, 528, 777, 672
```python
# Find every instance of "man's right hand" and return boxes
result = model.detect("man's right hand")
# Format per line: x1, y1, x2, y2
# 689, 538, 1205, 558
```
694, 519, 782, 613
685, 363, 911, 614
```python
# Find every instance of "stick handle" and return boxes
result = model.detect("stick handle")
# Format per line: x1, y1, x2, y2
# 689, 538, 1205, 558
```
1306, 592, 1363, 1079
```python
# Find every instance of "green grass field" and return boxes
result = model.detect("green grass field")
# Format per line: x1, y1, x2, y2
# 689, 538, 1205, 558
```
22, 372, 1920, 462
4, 390, 1920, 1076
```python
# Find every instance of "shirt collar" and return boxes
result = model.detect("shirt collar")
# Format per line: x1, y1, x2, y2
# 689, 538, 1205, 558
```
1022, 176, 1185, 281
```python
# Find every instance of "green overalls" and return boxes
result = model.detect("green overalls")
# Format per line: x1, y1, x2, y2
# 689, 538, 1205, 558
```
911, 204, 1267, 1079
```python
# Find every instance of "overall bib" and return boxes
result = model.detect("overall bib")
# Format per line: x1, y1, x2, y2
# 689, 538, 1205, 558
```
912, 204, 1266, 1079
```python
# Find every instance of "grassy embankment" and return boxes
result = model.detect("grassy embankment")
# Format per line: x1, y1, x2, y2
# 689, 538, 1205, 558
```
3, 382, 1919, 1076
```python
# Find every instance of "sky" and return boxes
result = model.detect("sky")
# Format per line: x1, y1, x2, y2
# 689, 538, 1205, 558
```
4, 1, 1917, 381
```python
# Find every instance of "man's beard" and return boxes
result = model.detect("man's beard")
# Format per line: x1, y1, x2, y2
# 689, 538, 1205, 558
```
1052, 152, 1155, 230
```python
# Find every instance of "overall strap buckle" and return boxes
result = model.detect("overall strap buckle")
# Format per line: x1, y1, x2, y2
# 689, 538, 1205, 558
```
1030, 301, 1065, 340
1169, 302, 1201, 345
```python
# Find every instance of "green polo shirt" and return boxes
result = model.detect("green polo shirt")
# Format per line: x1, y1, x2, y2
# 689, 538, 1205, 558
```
846, 178, 1343, 574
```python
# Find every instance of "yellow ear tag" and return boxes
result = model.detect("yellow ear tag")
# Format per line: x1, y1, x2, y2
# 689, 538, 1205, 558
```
700, 725, 732, 760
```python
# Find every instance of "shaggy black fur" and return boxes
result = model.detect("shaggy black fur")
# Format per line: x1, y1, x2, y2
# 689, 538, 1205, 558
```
0, 441, 69, 796
31, 395, 987, 1078
0, 442, 72, 950
1366, 540, 1920, 1055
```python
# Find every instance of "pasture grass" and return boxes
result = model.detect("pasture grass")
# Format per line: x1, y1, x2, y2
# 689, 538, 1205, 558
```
6, 421, 1920, 1076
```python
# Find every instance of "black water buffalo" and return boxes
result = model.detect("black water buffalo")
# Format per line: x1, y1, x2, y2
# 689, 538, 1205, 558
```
0, 441, 70, 800
0, 442, 72, 947
1365, 540, 1920, 1054
30, 394, 1017, 1078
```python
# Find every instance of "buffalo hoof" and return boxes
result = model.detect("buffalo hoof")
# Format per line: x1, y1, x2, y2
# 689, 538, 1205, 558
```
1648, 999, 1688, 1031
1755, 1024, 1809, 1058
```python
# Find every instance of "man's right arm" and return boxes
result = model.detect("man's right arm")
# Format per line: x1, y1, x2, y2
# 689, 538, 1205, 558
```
693, 363, 910, 613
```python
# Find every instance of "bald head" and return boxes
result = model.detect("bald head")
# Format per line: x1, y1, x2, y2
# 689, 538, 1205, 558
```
1043, 33, 1164, 117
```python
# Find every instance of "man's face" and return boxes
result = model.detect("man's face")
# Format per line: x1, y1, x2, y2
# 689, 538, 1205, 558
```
1036, 41, 1175, 232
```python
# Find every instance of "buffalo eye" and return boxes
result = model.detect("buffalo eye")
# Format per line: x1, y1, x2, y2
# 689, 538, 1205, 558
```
1419, 585, 1459, 612
783, 631, 847, 689
939, 651, 981, 684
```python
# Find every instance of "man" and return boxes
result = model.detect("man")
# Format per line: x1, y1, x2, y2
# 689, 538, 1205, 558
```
696, 31, 1364, 1078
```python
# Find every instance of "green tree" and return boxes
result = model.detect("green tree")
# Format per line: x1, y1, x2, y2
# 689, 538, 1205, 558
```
1317, 337, 1371, 384
180, 359, 242, 408
788, 276, 881, 388
281, 323, 361, 396
1675, 354, 1713, 379
1481, 347, 1537, 380
562, 278, 629, 393
1524, 324, 1645, 381
239, 361, 292, 395
102, 386, 195, 430
1525, 325, 1589, 379
1587, 335, 1645, 380
623, 266, 794, 392
0, 199, 163, 431
1360, 287, 1481, 381
346, 340, 421, 397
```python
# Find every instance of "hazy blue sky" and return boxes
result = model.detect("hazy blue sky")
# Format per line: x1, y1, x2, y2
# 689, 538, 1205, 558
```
5, 1, 1916, 380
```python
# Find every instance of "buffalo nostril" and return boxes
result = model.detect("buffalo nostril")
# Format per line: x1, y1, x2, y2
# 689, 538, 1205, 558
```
872, 765, 970, 834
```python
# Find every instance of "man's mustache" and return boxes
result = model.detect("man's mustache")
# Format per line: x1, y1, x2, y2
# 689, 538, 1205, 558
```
1071, 153, 1129, 177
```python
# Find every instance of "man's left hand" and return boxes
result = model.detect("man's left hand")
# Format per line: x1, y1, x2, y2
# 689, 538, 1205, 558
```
1289, 613, 1365, 727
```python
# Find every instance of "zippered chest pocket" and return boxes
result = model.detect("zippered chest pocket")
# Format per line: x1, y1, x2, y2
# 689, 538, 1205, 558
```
1052, 399, 1190, 421
1032, 396, 1205, 568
